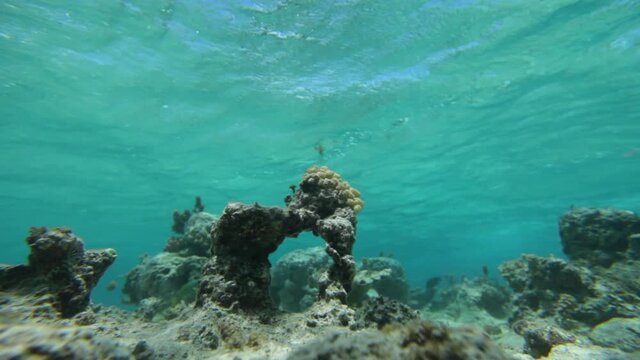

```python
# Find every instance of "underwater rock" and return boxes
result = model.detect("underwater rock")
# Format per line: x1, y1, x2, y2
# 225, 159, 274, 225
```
122, 252, 205, 308
197, 166, 361, 310
588, 317, 640, 353
171, 196, 205, 235
500, 255, 595, 296
500, 255, 598, 328
303, 300, 357, 329
287, 320, 509, 360
356, 296, 419, 329
501, 251, 640, 329
522, 325, 576, 358
348, 256, 410, 305
559, 207, 640, 267
196, 203, 293, 309
137, 297, 163, 321
430, 277, 512, 320
165, 211, 218, 257
0, 227, 116, 318
131, 340, 156, 360
271, 246, 332, 312
0, 324, 131, 360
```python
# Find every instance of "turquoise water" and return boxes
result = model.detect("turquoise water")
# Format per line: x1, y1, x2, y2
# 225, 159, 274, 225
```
1, 0, 639, 306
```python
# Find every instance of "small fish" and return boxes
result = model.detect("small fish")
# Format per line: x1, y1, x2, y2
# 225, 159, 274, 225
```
314, 143, 325, 157
106, 280, 117, 291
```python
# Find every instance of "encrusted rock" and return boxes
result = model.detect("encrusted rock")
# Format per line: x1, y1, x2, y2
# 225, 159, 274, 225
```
0, 227, 116, 318
430, 278, 512, 320
500, 255, 594, 296
357, 297, 419, 329
271, 247, 331, 312
522, 325, 576, 358
171, 196, 205, 234
348, 256, 410, 305
559, 207, 640, 266
501, 251, 640, 329
123, 252, 205, 307
196, 203, 292, 309
197, 166, 361, 310
165, 212, 218, 257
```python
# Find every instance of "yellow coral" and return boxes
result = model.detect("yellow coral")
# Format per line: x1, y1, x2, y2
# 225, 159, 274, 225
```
303, 166, 365, 213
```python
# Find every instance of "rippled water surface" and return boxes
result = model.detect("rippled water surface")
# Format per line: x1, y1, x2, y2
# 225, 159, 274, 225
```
1, 0, 639, 304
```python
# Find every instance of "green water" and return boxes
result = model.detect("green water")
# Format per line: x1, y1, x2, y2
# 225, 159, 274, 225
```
1, 0, 639, 305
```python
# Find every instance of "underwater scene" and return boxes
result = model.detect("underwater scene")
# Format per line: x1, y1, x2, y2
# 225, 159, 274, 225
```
1, 0, 640, 359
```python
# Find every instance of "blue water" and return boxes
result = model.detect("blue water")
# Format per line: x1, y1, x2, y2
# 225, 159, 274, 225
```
1, 0, 639, 306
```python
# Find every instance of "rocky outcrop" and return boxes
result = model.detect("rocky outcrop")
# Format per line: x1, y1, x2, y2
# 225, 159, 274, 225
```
348, 256, 410, 305
501, 253, 640, 331
559, 207, 640, 267
122, 252, 205, 307
197, 166, 363, 310
122, 205, 217, 316
165, 212, 218, 257
0, 227, 116, 318
500, 253, 639, 329
271, 247, 331, 312
522, 325, 576, 358
429, 278, 512, 320
499, 207, 640, 357
356, 297, 419, 329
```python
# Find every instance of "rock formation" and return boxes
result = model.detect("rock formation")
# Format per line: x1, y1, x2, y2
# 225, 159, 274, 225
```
0, 227, 116, 318
197, 166, 364, 310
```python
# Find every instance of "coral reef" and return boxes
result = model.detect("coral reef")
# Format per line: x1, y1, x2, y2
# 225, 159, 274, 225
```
197, 166, 362, 310
271, 247, 332, 312
428, 277, 512, 320
499, 207, 640, 358
122, 203, 217, 317
0, 227, 116, 318
171, 196, 206, 234
348, 256, 410, 305
5, 198, 640, 360
166, 201, 217, 257
500, 253, 640, 330
521, 325, 576, 358
559, 207, 640, 266
122, 253, 205, 309
356, 297, 420, 329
